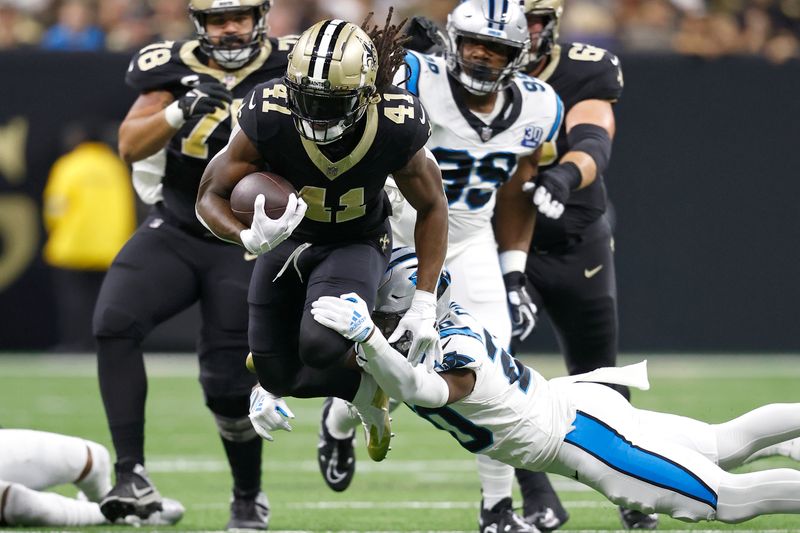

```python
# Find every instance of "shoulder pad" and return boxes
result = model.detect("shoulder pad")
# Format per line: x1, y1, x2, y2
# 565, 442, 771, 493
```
395, 50, 446, 96
126, 40, 192, 92
237, 79, 289, 145
560, 42, 624, 102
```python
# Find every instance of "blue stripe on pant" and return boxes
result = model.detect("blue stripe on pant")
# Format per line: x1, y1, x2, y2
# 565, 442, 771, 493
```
564, 411, 718, 509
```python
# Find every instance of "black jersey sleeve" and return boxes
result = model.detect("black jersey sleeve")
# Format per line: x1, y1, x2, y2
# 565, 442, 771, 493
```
378, 87, 432, 173
236, 81, 285, 153
562, 43, 624, 104
125, 40, 189, 93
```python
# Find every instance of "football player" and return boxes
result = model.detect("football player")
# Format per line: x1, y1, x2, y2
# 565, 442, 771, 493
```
92, 0, 292, 527
509, 0, 639, 529
0, 429, 183, 527
317, 1, 561, 530
313, 247, 800, 528
195, 14, 448, 466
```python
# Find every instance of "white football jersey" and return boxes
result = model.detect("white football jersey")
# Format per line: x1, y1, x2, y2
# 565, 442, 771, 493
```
409, 303, 574, 471
391, 51, 563, 253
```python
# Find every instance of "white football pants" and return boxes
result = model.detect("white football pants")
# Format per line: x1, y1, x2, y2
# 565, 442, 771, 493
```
547, 383, 800, 523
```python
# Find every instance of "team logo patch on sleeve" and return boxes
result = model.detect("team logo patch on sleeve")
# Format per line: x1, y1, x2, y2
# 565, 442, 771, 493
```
522, 125, 544, 148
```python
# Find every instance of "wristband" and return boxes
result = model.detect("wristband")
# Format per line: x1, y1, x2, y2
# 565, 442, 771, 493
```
499, 250, 528, 275
164, 101, 186, 129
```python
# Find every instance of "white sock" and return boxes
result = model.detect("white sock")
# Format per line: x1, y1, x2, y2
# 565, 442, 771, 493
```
1, 481, 106, 526
714, 404, 800, 470
717, 468, 800, 522
75, 440, 112, 502
326, 397, 359, 440
0, 430, 103, 491
477, 454, 514, 509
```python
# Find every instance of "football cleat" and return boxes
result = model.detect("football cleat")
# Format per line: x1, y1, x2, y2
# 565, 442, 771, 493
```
226, 491, 270, 531
351, 373, 392, 462
317, 397, 357, 492
479, 497, 541, 533
99, 464, 162, 522
125, 497, 185, 526
524, 506, 568, 532
618, 506, 659, 529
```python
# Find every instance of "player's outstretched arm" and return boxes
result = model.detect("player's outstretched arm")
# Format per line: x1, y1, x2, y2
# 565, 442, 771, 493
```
196, 127, 262, 245
390, 147, 449, 369
311, 293, 474, 406
118, 91, 178, 164
559, 99, 616, 190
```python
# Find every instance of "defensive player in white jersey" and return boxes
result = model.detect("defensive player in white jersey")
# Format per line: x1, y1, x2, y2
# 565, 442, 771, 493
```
317, 3, 561, 529
0, 429, 183, 527
310, 248, 800, 527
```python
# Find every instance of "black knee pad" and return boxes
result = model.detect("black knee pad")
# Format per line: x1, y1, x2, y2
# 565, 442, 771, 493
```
298, 330, 349, 370
205, 394, 250, 419
92, 304, 143, 340
251, 352, 301, 398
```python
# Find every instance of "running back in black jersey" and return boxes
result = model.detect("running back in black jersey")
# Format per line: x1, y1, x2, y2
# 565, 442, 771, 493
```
237, 80, 431, 244
530, 42, 623, 248
125, 36, 297, 233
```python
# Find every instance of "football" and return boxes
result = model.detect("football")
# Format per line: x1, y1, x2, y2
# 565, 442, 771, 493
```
230, 171, 297, 226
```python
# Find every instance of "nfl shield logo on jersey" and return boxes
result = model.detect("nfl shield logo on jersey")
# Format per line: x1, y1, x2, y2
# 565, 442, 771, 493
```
522, 125, 543, 148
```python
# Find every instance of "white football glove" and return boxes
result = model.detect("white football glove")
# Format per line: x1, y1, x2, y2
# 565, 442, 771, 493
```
310, 292, 375, 343
239, 193, 307, 255
388, 290, 441, 372
248, 386, 295, 441
523, 181, 565, 219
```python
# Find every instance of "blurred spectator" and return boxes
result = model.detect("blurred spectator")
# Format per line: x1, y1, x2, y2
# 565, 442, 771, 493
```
0, 1, 43, 48
0, 0, 796, 62
42, 121, 135, 352
151, 0, 192, 41
41, 0, 104, 50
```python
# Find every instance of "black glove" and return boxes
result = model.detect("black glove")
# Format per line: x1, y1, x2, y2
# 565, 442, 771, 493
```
177, 82, 233, 119
503, 271, 537, 342
404, 16, 445, 54
523, 161, 582, 220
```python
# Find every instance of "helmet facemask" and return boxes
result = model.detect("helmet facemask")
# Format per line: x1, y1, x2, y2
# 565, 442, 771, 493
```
189, 2, 269, 71
525, 9, 559, 64
447, 33, 529, 95
285, 77, 374, 145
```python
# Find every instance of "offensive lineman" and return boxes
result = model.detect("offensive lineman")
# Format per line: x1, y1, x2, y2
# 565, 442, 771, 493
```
317, 2, 561, 531
508, 0, 643, 528
312, 247, 800, 528
93, 0, 292, 527
195, 14, 448, 463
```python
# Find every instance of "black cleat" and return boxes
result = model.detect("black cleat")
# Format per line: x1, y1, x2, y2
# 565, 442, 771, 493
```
524, 506, 568, 532
479, 497, 541, 533
317, 397, 356, 492
618, 506, 659, 529
99, 464, 162, 522
226, 491, 270, 531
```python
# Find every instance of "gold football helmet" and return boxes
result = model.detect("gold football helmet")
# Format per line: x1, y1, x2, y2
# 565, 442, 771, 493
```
188, 0, 271, 70
522, 0, 564, 62
284, 20, 378, 144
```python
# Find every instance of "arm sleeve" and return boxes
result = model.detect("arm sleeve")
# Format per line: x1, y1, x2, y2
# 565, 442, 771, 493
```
358, 330, 450, 408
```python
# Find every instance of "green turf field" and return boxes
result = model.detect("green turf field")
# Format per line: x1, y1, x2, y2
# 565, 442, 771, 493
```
1, 353, 799, 532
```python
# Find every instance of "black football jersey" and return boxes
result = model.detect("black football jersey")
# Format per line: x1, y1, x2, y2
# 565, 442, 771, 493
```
531, 42, 624, 248
237, 81, 430, 244
126, 37, 297, 233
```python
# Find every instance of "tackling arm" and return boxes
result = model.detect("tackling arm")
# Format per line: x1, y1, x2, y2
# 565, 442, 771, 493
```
195, 127, 262, 245
392, 148, 448, 294
359, 328, 475, 407
561, 99, 616, 190
118, 91, 178, 164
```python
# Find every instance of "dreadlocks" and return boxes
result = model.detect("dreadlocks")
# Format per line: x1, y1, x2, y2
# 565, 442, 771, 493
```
361, 8, 409, 92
